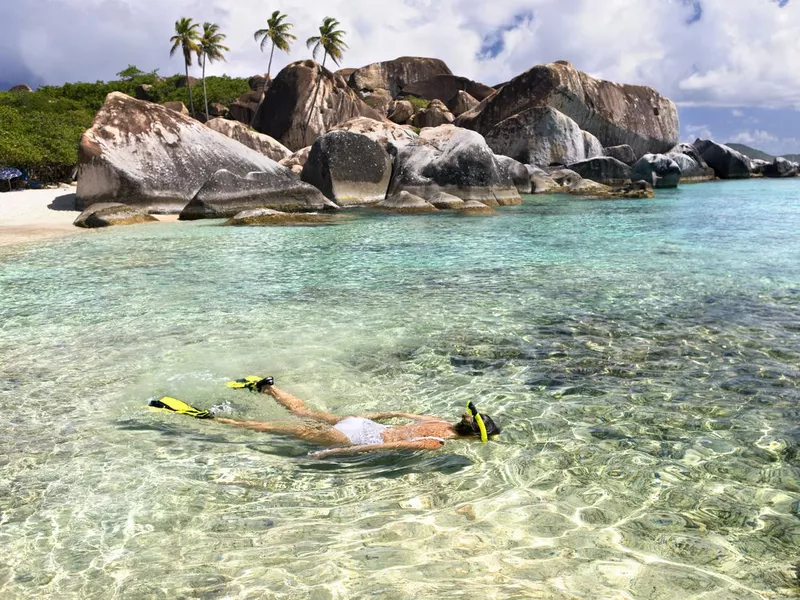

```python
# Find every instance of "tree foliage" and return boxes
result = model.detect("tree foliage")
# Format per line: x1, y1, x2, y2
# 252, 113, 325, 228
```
254, 11, 296, 77
306, 17, 348, 68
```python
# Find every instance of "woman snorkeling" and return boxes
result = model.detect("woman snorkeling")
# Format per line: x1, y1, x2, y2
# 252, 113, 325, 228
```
148, 377, 501, 458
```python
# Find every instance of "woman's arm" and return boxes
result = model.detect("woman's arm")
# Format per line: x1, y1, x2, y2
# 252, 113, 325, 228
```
310, 438, 445, 459
363, 411, 447, 422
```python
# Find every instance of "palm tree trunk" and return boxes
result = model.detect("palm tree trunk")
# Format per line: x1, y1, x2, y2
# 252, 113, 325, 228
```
267, 42, 275, 79
202, 54, 209, 121
303, 52, 327, 146
185, 61, 195, 117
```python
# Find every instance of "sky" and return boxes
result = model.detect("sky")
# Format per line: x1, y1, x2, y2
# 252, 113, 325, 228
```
2, 0, 799, 155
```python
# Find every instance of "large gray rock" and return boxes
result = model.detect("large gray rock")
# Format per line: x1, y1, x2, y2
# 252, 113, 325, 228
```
252, 60, 384, 150
279, 147, 311, 175
9, 84, 33, 93
180, 169, 334, 220
568, 157, 632, 186
692, 139, 752, 179
495, 155, 532, 194
411, 102, 455, 128
205, 118, 291, 162
428, 192, 466, 210
549, 169, 654, 198
347, 57, 453, 109
388, 125, 522, 205
631, 154, 681, 188
763, 157, 798, 178
375, 191, 438, 214
750, 159, 770, 176
604, 145, 637, 165
301, 131, 392, 206
524, 165, 560, 194
76, 92, 310, 213
457, 60, 679, 157
330, 117, 418, 154
73, 203, 158, 228
230, 90, 263, 127
485, 106, 603, 166
448, 91, 480, 117
227, 208, 335, 226
248, 74, 271, 92
666, 143, 715, 183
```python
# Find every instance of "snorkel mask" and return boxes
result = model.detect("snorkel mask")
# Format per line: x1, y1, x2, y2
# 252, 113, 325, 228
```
466, 401, 489, 443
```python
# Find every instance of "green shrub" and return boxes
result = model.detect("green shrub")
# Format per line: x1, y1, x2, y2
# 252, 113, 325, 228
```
405, 95, 430, 112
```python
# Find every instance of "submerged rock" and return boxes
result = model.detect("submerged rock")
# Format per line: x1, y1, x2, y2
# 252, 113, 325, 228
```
484, 106, 602, 167
179, 169, 334, 220
631, 154, 681, 188
205, 118, 291, 162
428, 191, 466, 210
76, 92, 294, 213
73, 202, 158, 228
226, 208, 334, 226
763, 157, 798, 178
457, 60, 679, 157
458, 200, 495, 215
375, 191, 438, 214
496, 155, 532, 194
252, 60, 383, 150
692, 139, 752, 179
388, 125, 521, 205
568, 157, 632, 186
300, 131, 392, 206
525, 165, 560, 194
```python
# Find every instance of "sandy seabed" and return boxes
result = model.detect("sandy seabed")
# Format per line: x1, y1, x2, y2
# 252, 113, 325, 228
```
0, 187, 177, 247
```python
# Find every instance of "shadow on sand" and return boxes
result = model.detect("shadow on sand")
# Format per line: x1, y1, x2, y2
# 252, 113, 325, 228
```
48, 193, 77, 211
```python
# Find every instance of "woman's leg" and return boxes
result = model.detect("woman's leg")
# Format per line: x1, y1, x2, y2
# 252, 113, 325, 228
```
261, 385, 342, 425
214, 417, 350, 445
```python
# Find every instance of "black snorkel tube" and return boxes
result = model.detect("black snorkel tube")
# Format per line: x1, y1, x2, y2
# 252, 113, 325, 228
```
466, 401, 489, 443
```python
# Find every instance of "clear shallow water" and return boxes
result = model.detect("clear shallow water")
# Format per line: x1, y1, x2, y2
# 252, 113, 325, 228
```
0, 179, 798, 599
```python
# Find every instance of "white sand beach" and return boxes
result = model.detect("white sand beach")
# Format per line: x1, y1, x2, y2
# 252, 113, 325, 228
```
0, 187, 178, 247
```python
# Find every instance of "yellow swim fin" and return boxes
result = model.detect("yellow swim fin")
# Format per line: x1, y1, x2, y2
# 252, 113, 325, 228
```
225, 376, 263, 390
148, 396, 213, 419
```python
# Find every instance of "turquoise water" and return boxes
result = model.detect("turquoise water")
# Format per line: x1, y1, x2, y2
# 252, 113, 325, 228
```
0, 179, 798, 599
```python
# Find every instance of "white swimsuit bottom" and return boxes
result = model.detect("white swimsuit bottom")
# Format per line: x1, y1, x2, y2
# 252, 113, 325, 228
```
333, 417, 387, 445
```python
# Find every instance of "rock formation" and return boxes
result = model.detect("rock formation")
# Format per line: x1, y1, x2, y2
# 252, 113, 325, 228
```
399, 74, 495, 105
301, 131, 392, 206
411, 99, 455, 128
347, 56, 453, 109
252, 60, 383, 150
495, 155, 532, 194
330, 117, 418, 154
525, 165, 560, 194
631, 154, 681, 188
604, 145, 636, 165
230, 90, 263, 127
458, 200, 495, 215
763, 157, 798, 178
162, 101, 189, 115
227, 208, 335, 226
388, 125, 522, 205
180, 169, 333, 220
205, 118, 291, 162
692, 139, 752, 179
73, 203, 158, 228
667, 144, 715, 183
248, 74, 271, 92
279, 147, 311, 174
387, 100, 414, 124
568, 157, 632, 186
376, 191, 438, 214
9, 84, 33, 93
76, 92, 318, 213
484, 106, 603, 166
457, 60, 679, 157
428, 192, 466, 209
448, 91, 480, 117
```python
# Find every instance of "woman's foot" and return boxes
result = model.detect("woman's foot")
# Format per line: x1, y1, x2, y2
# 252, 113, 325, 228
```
255, 377, 274, 393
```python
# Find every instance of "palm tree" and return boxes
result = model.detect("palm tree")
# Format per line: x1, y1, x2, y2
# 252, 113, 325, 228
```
199, 22, 230, 120
169, 17, 201, 115
304, 17, 348, 141
254, 11, 296, 79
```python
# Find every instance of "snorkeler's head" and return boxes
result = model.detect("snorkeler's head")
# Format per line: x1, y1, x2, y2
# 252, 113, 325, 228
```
454, 404, 501, 440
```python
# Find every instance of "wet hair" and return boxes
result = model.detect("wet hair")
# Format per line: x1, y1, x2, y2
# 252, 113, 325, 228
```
454, 413, 501, 438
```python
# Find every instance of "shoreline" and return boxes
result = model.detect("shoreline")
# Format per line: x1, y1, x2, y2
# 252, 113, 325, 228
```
0, 187, 178, 248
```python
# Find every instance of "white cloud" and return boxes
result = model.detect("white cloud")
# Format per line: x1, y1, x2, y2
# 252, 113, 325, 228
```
731, 109, 744, 117
684, 123, 714, 141
4, 0, 800, 112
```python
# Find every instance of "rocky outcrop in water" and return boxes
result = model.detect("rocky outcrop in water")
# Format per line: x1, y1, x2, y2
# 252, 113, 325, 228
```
226, 208, 335, 226
179, 169, 333, 220
376, 191, 438, 213
76, 92, 309, 213
388, 125, 522, 205
457, 60, 679, 157
347, 57, 453, 109
73, 203, 158, 228
569, 157, 632, 186
252, 60, 383, 150
330, 117, 418, 154
666, 143, 715, 183
763, 157, 799, 178
301, 131, 392, 206
525, 165, 560, 194
631, 154, 681, 188
496, 155, 532, 194
459, 200, 495, 215
484, 106, 603, 166
205, 118, 291, 162
692, 139, 752, 179
428, 192, 466, 209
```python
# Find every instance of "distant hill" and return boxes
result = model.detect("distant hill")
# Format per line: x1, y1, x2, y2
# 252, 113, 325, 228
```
725, 143, 800, 163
